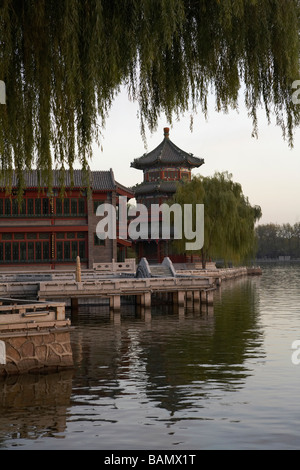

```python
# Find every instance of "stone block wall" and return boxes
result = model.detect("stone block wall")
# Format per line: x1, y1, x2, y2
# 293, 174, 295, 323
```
0, 328, 73, 376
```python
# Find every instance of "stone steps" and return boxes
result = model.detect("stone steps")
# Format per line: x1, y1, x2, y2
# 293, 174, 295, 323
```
149, 265, 173, 277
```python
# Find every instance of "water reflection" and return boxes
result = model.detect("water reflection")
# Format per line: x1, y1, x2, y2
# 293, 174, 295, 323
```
0, 370, 73, 446
69, 276, 264, 418
0, 273, 266, 448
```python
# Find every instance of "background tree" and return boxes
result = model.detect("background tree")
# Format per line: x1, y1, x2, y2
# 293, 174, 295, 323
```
256, 222, 300, 259
255, 224, 281, 258
293, 223, 300, 257
0, 0, 299, 195
171, 172, 262, 267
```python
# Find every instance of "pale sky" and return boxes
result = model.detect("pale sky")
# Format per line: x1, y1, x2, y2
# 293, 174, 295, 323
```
87, 87, 300, 226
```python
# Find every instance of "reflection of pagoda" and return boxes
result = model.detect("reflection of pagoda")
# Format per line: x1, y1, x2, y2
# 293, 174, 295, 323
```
131, 127, 204, 263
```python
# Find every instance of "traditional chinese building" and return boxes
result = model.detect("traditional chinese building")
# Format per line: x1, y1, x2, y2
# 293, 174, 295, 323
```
131, 128, 204, 263
0, 169, 133, 270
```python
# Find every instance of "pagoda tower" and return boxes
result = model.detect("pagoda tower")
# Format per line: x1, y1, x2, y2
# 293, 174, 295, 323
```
131, 128, 204, 263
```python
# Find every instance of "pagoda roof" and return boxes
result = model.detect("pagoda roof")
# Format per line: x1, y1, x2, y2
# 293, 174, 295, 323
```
134, 180, 179, 196
0, 169, 134, 197
131, 128, 204, 170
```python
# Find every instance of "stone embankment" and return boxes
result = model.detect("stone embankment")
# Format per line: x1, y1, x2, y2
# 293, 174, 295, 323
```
174, 264, 261, 284
1, 327, 73, 376
205, 266, 248, 282
0, 299, 73, 376
0, 259, 261, 375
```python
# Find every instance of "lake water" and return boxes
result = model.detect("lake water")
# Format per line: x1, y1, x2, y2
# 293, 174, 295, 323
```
1, 263, 300, 450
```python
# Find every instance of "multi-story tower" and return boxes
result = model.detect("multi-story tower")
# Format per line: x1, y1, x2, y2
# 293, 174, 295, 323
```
131, 128, 204, 263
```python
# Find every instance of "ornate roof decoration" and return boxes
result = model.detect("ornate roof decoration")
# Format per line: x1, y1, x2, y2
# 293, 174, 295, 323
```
131, 128, 204, 170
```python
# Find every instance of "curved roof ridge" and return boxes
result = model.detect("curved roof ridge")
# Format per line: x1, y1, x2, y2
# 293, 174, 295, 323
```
0, 169, 131, 192
131, 129, 204, 170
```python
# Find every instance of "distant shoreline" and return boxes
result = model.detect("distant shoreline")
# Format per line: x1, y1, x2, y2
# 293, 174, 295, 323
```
255, 259, 300, 263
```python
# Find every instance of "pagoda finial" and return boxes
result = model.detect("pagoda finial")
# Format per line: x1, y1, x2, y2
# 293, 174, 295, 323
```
164, 127, 170, 139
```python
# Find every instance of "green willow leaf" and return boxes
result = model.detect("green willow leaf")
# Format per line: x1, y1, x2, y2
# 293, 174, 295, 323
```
171, 172, 262, 267
0, 0, 299, 193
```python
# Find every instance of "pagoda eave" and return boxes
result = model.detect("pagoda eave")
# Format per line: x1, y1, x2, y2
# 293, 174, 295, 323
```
134, 181, 179, 196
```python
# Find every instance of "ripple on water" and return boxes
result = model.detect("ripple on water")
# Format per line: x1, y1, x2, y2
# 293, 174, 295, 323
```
1, 263, 300, 449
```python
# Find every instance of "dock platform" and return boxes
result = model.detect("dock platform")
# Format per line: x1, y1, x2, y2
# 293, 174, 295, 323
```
0, 298, 73, 375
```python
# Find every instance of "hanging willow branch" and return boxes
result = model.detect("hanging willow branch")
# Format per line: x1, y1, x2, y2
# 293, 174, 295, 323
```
0, 0, 299, 195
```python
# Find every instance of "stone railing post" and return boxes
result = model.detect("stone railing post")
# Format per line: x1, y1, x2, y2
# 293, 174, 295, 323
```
76, 256, 81, 282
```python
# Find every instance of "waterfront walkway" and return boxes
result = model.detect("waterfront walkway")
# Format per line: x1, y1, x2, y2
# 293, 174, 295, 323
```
0, 275, 215, 310
0, 258, 259, 311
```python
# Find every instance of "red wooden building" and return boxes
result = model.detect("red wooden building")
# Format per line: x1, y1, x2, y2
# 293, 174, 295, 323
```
0, 169, 133, 270
131, 128, 204, 263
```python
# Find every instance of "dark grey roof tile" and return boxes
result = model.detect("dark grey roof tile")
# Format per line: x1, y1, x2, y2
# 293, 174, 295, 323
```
131, 133, 204, 170
134, 181, 179, 195
0, 169, 132, 194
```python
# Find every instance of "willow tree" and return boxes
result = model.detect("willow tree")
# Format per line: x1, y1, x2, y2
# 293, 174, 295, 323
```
171, 172, 262, 267
0, 0, 299, 195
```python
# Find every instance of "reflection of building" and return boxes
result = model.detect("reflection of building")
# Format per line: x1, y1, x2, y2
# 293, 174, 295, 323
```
0, 169, 133, 270
131, 128, 204, 263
